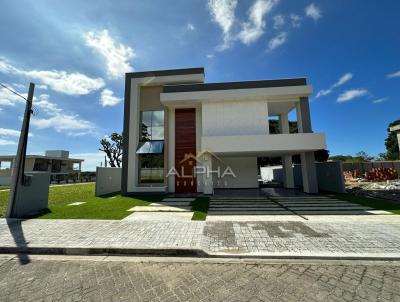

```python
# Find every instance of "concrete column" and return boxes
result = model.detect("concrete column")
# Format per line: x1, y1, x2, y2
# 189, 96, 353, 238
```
300, 152, 318, 194
167, 108, 175, 192
296, 97, 312, 133
279, 113, 290, 134
202, 153, 214, 195
282, 155, 294, 188
397, 133, 400, 154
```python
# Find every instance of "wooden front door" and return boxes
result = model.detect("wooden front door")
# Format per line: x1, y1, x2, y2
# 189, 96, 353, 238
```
175, 108, 197, 193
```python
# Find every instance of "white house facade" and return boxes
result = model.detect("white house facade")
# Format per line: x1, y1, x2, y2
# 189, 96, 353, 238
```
122, 68, 326, 195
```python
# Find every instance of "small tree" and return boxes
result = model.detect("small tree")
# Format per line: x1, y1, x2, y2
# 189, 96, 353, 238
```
99, 132, 123, 167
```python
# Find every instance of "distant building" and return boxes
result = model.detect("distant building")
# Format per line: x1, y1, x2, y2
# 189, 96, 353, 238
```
0, 150, 84, 185
390, 124, 400, 155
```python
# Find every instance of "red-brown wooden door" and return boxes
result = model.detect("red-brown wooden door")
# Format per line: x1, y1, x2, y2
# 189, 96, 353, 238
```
175, 108, 197, 193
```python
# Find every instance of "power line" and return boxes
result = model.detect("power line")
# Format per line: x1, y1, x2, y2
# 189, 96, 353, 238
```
0, 82, 28, 101
0, 82, 38, 116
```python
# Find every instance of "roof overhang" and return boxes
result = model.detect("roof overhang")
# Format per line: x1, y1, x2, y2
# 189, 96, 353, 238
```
160, 84, 312, 106
126, 68, 205, 86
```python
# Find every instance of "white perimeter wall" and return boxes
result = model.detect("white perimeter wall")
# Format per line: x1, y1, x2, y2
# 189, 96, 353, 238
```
95, 167, 122, 196
212, 157, 259, 189
202, 101, 269, 136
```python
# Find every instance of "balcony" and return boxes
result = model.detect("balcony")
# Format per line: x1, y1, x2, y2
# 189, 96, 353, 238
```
201, 133, 326, 156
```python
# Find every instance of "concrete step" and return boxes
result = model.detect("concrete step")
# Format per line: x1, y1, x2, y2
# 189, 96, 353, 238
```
208, 210, 292, 215
150, 202, 191, 206
162, 198, 195, 202
128, 206, 192, 212
210, 197, 268, 200
209, 204, 281, 208
208, 207, 287, 211
279, 202, 360, 206
289, 206, 372, 211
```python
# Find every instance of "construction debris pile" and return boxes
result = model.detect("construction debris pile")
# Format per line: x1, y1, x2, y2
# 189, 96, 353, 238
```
345, 168, 400, 202
344, 168, 398, 182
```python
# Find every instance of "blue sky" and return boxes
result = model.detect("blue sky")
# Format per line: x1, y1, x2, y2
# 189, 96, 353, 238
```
0, 0, 399, 170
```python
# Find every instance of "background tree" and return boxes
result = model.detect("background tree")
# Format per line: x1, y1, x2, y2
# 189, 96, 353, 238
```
329, 151, 375, 163
378, 120, 400, 160
99, 132, 123, 167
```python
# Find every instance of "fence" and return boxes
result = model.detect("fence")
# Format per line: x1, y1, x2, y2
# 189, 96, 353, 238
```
95, 167, 122, 196
342, 161, 400, 173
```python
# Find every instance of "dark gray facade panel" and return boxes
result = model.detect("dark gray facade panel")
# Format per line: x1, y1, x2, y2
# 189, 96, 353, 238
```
163, 78, 307, 93
126, 68, 204, 79
299, 97, 312, 133
121, 75, 131, 195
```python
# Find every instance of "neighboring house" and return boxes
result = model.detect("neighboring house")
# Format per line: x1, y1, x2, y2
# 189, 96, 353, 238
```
390, 124, 400, 155
122, 68, 326, 195
0, 150, 83, 185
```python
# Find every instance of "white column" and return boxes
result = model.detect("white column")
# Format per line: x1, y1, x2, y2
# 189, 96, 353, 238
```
397, 133, 400, 154
296, 102, 304, 133
300, 152, 318, 193
279, 113, 290, 134
202, 153, 214, 195
282, 155, 294, 188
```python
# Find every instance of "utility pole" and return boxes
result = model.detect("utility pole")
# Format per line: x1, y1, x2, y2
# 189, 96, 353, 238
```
104, 156, 107, 167
6, 83, 35, 218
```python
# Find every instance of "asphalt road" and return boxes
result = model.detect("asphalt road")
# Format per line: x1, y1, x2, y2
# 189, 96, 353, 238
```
0, 255, 399, 302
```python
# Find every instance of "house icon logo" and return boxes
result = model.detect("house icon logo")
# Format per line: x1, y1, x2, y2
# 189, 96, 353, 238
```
178, 149, 223, 165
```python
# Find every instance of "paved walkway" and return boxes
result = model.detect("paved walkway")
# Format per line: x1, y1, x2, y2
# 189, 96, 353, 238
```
123, 198, 195, 221
2, 216, 400, 258
1, 255, 400, 301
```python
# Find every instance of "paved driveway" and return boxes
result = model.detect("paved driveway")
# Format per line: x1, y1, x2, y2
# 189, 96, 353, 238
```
0, 255, 400, 301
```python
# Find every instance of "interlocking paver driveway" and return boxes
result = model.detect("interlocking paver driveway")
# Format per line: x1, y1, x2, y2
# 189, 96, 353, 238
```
1, 257, 400, 301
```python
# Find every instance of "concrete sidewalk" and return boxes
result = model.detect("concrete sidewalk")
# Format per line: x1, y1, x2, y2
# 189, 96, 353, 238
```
1, 217, 400, 259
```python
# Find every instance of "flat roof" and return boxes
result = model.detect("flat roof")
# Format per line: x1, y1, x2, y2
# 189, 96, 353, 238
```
163, 78, 307, 93
390, 124, 400, 132
0, 155, 84, 162
126, 67, 204, 79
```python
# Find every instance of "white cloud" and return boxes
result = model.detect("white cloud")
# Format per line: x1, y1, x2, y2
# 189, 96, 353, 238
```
207, 54, 215, 59
99, 88, 122, 107
332, 73, 353, 87
28, 94, 97, 136
316, 72, 353, 98
387, 70, 400, 78
31, 114, 96, 134
85, 30, 135, 79
187, 23, 195, 31
290, 14, 302, 27
268, 32, 287, 50
0, 58, 105, 95
0, 139, 16, 146
372, 98, 387, 104
337, 89, 368, 103
305, 3, 321, 21
0, 86, 26, 106
0, 128, 21, 137
208, 0, 238, 50
273, 15, 285, 29
238, 0, 279, 45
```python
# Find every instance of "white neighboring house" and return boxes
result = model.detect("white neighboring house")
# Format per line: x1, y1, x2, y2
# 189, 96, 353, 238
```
122, 68, 326, 195
0, 150, 84, 185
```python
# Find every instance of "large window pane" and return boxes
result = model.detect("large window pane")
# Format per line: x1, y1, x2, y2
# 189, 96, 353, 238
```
139, 154, 164, 184
152, 111, 164, 126
151, 127, 164, 140
140, 110, 164, 141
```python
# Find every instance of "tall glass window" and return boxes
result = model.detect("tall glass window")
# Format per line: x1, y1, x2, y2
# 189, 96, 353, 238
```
137, 110, 164, 184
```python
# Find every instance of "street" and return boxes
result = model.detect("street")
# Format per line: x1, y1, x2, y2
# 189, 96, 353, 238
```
0, 255, 399, 301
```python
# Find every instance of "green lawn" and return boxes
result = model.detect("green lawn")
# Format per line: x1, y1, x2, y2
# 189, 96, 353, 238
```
335, 193, 400, 214
191, 197, 210, 220
0, 183, 164, 219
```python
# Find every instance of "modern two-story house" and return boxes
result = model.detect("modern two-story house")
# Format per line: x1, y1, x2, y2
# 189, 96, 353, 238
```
122, 68, 326, 195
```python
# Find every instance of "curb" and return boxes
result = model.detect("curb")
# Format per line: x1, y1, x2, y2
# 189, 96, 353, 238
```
1, 246, 400, 261
0, 247, 208, 257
